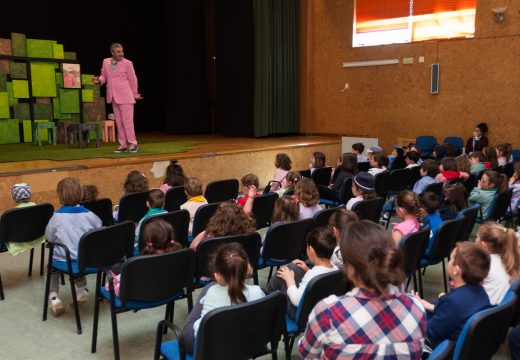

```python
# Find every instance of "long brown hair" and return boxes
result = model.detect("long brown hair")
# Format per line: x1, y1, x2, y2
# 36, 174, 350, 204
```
443, 181, 468, 214
213, 243, 250, 304
124, 171, 149, 194
295, 178, 320, 207
483, 146, 498, 168
328, 209, 359, 234
455, 155, 471, 173
338, 153, 358, 174
395, 190, 422, 223
163, 160, 188, 187
340, 221, 405, 295
141, 219, 182, 255
483, 170, 508, 194
478, 222, 520, 281
271, 196, 299, 223
205, 202, 256, 237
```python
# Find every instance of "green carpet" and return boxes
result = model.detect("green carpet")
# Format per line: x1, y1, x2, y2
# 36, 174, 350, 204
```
0, 139, 205, 162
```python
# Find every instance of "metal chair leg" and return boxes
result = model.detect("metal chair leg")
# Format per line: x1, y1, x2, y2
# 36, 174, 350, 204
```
91, 272, 102, 353
69, 275, 82, 334
28, 248, 34, 276
442, 259, 448, 294
0, 272, 4, 300
109, 293, 120, 360
40, 243, 45, 276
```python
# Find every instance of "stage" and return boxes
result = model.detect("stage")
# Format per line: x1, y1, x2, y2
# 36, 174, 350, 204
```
0, 134, 341, 213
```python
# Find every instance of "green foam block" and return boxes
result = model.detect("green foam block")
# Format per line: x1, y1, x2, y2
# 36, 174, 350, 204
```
23, 119, 49, 142
12, 80, 29, 98
27, 39, 56, 58
0, 92, 9, 118
82, 89, 94, 102
81, 74, 95, 86
53, 44, 64, 59
59, 88, 80, 113
34, 103, 53, 121
0, 119, 20, 144
64, 52, 77, 60
13, 103, 29, 121
30, 63, 57, 97
6, 82, 17, 106
11, 33, 27, 57
10, 62, 27, 79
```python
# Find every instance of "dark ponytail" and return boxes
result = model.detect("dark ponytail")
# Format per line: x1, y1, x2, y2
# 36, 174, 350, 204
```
141, 219, 182, 255
395, 190, 421, 223
213, 243, 249, 304
485, 170, 508, 194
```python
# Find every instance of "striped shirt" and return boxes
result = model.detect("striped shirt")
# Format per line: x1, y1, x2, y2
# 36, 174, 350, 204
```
299, 287, 426, 359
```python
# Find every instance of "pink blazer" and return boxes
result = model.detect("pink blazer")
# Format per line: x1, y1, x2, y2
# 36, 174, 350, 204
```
98, 58, 138, 104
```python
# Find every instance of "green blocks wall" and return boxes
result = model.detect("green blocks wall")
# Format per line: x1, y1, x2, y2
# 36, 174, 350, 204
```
30, 63, 57, 97
0, 119, 20, 144
0, 92, 9, 118
12, 80, 29, 98
11, 33, 27, 57
59, 88, 80, 113
10, 62, 27, 79
13, 103, 30, 121
22, 119, 48, 142
53, 44, 64, 59
27, 39, 56, 58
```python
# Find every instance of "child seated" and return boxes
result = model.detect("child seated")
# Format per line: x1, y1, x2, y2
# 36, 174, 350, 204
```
419, 192, 443, 257
483, 146, 498, 169
270, 153, 292, 192
367, 152, 388, 177
295, 178, 322, 219
392, 190, 421, 247
405, 151, 420, 169
134, 189, 168, 252
236, 173, 260, 215
509, 162, 520, 215
435, 157, 469, 184
496, 144, 509, 167
259, 196, 300, 243
45, 178, 102, 315
469, 170, 508, 220
160, 160, 188, 194
180, 177, 208, 235
275, 171, 301, 196
328, 209, 359, 269
413, 159, 439, 194
388, 145, 406, 170
352, 142, 368, 163
469, 151, 486, 174
413, 242, 490, 349
309, 151, 326, 174
439, 181, 468, 220
267, 227, 337, 318
81, 184, 99, 203
114, 171, 149, 221
345, 172, 375, 210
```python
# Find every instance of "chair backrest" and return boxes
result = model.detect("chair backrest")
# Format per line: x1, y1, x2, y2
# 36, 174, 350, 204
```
262, 219, 314, 263
78, 221, 135, 271
164, 186, 188, 212
424, 182, 443, 198
443, 137, 464, 155
400, 226, 430, 276
295, 270, 351, 330
351, 197, 385, 223
374, 171, 390, 198
118, 191, 149, 223
409, 166, 422, 188
509, 278, 520, 327
119, 248, 195, 304
252, 192, 279, 229
501, 163, 515, 178
192, 201, 228, 238
312, 167, 332, 187
0, 203, 54, 245
388, 168, 411, 193
194, 291, 286, 360
416, 136, 438, 158
312, 206, 341, 228
488, 189, 513, 222
194, 233, 261, 279
138, 210, 190, 249
81, 198, 113, 227
298, 169, 312, 179
428, 340, 454, 360
284, 187, 295, 196
452, 291, 517, 360
428, 218, 465, 261
357, 162, 370, 172
204, 179, 239, 204
463, 173, 477, 197
455, 204, 480, 242
512, 150, 520, 161
338, 177, 354, 203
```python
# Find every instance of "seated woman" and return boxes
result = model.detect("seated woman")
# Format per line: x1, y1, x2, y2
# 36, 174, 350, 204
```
299, 221, 426, 359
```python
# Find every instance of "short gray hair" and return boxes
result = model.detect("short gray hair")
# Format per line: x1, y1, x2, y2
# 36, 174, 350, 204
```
110, 43, 123, 52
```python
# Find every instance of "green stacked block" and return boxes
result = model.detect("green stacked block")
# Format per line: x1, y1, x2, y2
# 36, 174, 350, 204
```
0, 73, 6, 92
71, 113, 80, 121
12, 80, 29, 98
34, 103, 53, 121
30, 63, 57, 97
93, 85, 101, 98
60, 88, 80, 113
13, 103, 30, 121
27, 39, 56, 58
0, 92, 9, 118
55, 72, 63, 87
11, 33, 28, 57
22, 119, 49, 142
0, 119, 20, 144
64, 52, 77, 60
7, 82, 17, 106
53, 44, 64, 59
82, 88, 94, 102
0, 38, 12, 55
10, 62, 27, 79
81, 74, 95, 86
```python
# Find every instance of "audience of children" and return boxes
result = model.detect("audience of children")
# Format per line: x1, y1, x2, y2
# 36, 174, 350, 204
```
328, 153, 357, 200
392, 190, 421, 247
367, 152, 388, 177
435, 157, 469, 184
81, 184, 99, 203
469, 170, 508, 220
483, 145, 498, 169
407, 143, 423, 164
270, 196, 300, 224
160, 160, 187, 194
509, 162, 520, 215
294, 178, 322, 219
465, 122, 489, 153
405, 150, 421, 169
309, 151, 326, 174
351, 142, 368, 163
236, 173, 260, 214
134, 189, 168, 252
413, 159, 439, 194
388, 145, 406, 170
45, 178, 102, 315
299, 221, 426, 359
270, 153, 292, 192
469, 151, 486, 174
419, 192, 443, 257
345, 172, 375, 210
439, 181, 468, 221
275, 171, 301, 197
180, 177, 208, 235
328, 209, 359, 269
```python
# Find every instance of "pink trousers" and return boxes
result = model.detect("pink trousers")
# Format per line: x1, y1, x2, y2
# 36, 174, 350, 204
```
112, 102, 137, 147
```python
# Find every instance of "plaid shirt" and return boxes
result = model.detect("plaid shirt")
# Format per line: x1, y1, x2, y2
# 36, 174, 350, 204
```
298, 287, 426, 359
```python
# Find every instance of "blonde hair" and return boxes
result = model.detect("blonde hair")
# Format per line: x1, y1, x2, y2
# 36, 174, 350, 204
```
184, 177, 203, 197
57, 178, 83, 206
478, 222, 520, 281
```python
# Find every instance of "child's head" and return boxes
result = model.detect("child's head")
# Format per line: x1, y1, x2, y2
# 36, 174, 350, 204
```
11, 183, 32, 203
240, 174, 259, 194
445, 142, 456, 157
271, 196, 299, 223
449, 241, 490, 285
212, 243, 250, 304
369, 153, 388, 169
483, 146, 498, 168
469, 151, 485, 164
408, 144, 421, 155
206, 202, 256, 237
443, 181, 468, 213
82, 185, 99, 203
285, 171, 302, 188
394, 190, 421, 222
440, 157, 457, 172
338, 153, 358, 173
147, 189, 165, 209
433, 144, 447, 159
164, 160, 188, 187
481, 170, 508, 193
420, 159, 439, 177
455, 155, 470, 173
328, 209, 359, 240
294, 178, 319, 207
496, 144, 510, 159
184, 177, 203, 198
306, 227, 337, 263
124, 171, 149, 194
57, 178, 83, 206
405, 151, 420, 165
275, 153, 292, 171
311, 152, 326, 168
351, 172, 376, 200
391, 146, 404, 157
141, 219, 182, 255
476, 222, 520, 280
473, 122, 488, 137
340, 220, 405, 295
418, 191, 440, 216
351, 143, 365, 155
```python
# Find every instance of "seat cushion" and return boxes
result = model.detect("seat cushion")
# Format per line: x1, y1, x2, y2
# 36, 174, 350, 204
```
285, 313, 299, 334
51, 260, 98, 275
99, 287, 185, 309
161, 340, 193, 360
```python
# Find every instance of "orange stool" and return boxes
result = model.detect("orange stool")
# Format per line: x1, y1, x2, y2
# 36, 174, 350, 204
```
101, 120, 116, 142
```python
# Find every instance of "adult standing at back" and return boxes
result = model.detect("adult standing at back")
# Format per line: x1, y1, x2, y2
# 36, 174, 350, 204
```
92, 43, 142, 153
465, 122, 489, 154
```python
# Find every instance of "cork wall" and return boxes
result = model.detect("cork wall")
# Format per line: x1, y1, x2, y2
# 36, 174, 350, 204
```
300, 0, 520, 151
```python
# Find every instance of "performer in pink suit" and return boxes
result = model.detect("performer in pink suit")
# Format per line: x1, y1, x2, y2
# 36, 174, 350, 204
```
92, 43, 142, 153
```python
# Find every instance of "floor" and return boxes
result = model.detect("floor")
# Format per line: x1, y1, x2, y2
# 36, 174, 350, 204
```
0, 220, 511, 359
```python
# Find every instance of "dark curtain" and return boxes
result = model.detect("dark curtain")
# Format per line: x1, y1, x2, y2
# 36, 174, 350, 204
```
253, 0, 300, 137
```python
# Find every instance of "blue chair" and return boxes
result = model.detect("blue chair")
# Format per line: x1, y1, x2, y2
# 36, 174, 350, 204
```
416, 136, 438, 158
443, 137, 464, 155
452, 290, 517, 360
455, 204, 480, 242
154, 291, 286, 360
428, 340, 454, 359
312, 206, 342, 228
400, 226, 430, 298
512, 149, 520, 161
319, 177, 353, 207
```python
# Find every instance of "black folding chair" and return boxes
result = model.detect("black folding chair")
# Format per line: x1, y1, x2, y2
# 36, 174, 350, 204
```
357, 162, 370, 172
154, 291, 286, 360
311, 167, 332, 187
117, 191, 149, 223
252, 192, 279, 229
488, 189, 513, 225
409, 166, 422, 188
387, 168, 411, 196
424, 182, 443, 198
298, 169, 312, 179
137, 210, 190, 249
0, 203, 54, 300
463, 173, 477, 197
374, 171, 390, 199
312, 206, 342, 228
400, 227, 430, 298
455, 204, 480, 242
204, 179, 239, 203
43, 221, 135, 334
92, 249, 195, 360
352, 197, 385, 223
319, 177, 353, 207
501, 163, 515, 178
164, 186, 188, 212
191, 201, 229, 238
81, 198, 113, 227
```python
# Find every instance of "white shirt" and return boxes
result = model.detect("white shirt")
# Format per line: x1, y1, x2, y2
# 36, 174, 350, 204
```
483, 254, 510, 305
330, 246, 343, 269
368, 167, 386, 176
346, 195, 363, 211
180, 199, 208, 235
406, 163, 420, 169
299, 204, 322, 220
287, 264, 338, 307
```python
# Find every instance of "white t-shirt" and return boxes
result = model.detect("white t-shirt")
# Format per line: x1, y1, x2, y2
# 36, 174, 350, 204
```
330, 245, 343, 269
287, 264, 338, 307
193, 283, 265, 335
368, 167, 386, 176
346, 195, 363, 211
483, 254, 510, 305
299, 204, 322, 220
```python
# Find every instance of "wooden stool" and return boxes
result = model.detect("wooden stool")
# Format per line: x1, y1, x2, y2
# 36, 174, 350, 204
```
67, 123, 101, 148
101, 120, 116, 142
32, 121, 57, 146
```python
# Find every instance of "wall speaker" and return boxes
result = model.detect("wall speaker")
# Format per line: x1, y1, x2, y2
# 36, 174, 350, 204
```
431, 63, 439, 94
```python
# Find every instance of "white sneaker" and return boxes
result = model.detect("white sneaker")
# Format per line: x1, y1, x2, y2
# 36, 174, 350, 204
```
76, 287, 89, 304
49, 294, 65, 316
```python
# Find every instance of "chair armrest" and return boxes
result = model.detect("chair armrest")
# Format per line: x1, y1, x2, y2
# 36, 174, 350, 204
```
154, 320, 186, 360
48, 242, 73, 269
